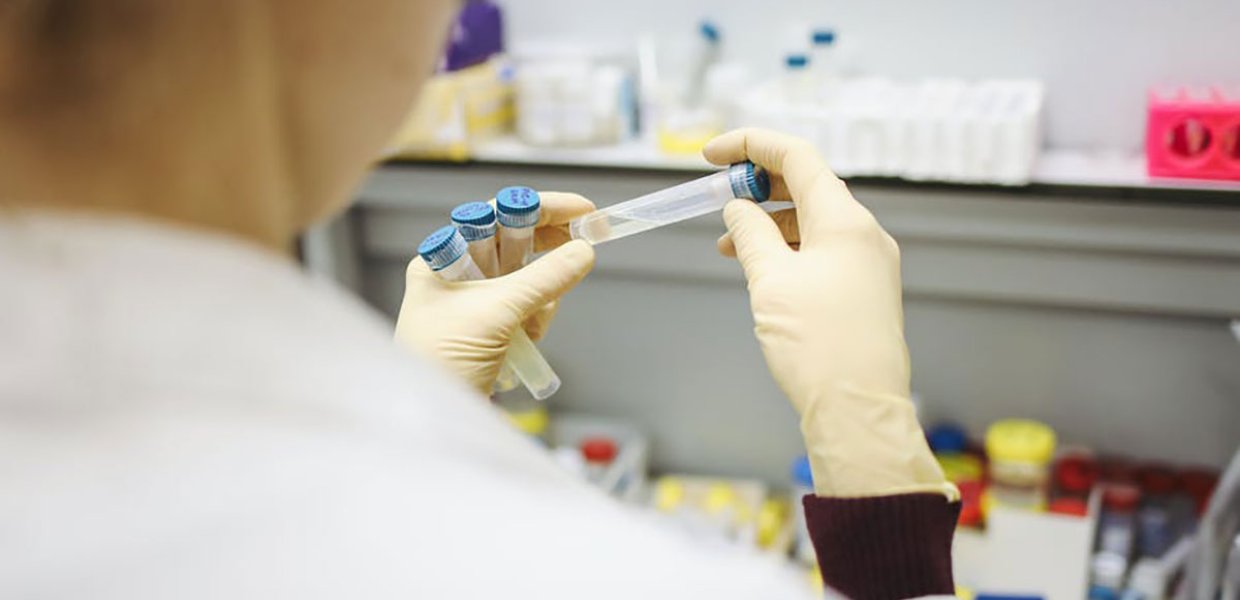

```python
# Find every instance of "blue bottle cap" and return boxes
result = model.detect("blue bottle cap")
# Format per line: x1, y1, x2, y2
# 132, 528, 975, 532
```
417, 225, 468, 271
727, 161, 771, 202
495, 186, 541, 228
811, 29, 836, 45
792, 455, 814, 487
926, 423, 969, 454
700, 21, 721, 44
785, 54, 808, 69
450, 201, 497, 241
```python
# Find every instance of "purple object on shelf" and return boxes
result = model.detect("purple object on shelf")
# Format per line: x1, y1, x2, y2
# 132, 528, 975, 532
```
440, 0, 504, 72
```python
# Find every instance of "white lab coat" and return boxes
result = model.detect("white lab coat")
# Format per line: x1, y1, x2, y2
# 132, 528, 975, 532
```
0, 213, 816, 599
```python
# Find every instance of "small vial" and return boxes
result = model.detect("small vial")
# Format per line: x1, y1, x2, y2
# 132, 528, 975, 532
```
496, 186, 540, 275
579, 437, 618, 485
684, 20, 721, 107
450, 201, 501, 278
809, 29, 836, 78
418, 226, 561, 400
809, 29, 838, 103
569, 161, 770, 246
1098, 484, 1140, 556
984, 419, 1056, 511
1090, 551, 1129, 598
783, 53, 812, 104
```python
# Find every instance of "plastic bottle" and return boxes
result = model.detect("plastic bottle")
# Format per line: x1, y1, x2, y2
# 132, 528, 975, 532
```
580, 437, 618, 484
985, 419, 1056, 512
808, 28, 837, 101
684, 21, 721, 108
1098, 484, 1141, 557
783, 53, 812, 104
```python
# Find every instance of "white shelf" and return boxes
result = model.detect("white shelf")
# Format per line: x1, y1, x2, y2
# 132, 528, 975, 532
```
471, 136, 713, 172
465, 136, 1240, 194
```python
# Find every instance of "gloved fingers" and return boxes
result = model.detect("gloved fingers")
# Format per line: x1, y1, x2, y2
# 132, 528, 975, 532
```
722, 200, 790, 281
494, 239, 595, 318
535, 192, 596, 227
522, 301, 559, 341
534, 226, 571, 253
405, 256, 433, 277
536, 193, 595, 252
703, 127, 876, 246
717, 208, 800, 257
404, 255, 451, 288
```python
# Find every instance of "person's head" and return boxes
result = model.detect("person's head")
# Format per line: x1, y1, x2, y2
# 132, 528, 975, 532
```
0, 0, 456, 248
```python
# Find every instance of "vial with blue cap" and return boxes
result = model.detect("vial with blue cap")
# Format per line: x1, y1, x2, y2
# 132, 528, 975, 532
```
809, 28, 839, 100
496, 186, 541, 275
568, 161, 770, 245
450, 201, 517, 391
684, 20, 722, 107
451, 201, 501, 278
418, 225, 561, 400
783, 52, 813, 103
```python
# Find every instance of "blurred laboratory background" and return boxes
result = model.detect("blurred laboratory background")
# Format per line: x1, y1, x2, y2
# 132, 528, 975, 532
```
301, 1, 1240, 597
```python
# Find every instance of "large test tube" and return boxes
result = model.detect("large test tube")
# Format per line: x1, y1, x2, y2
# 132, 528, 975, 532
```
569, 161, 770, 246
450, 201, 517, 392
496, 186, 540, 275
418, 226, 561, 400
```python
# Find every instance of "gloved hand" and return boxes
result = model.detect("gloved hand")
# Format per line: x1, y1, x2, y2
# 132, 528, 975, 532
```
706, 128, 956, 500
395, 193, 596, 395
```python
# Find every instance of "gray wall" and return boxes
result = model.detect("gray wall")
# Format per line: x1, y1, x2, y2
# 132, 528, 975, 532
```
336, 163, 1240, 484
499, 0, 1240, 151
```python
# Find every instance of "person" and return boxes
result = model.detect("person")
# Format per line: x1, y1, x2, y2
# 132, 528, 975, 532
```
0, 1, 958, 598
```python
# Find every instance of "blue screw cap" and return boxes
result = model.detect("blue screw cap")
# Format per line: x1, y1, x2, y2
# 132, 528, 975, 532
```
700, 21, 720, 43
418, 225, 468, 271
811, 29, 836, 45
496, 186, 541, 228
727, 161, 771, 202
926, 423, 969, 454
451, 202, 498, 241
785, 54, 808, 69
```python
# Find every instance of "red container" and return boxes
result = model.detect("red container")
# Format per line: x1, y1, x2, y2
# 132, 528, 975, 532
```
1146, 85, 1240, 181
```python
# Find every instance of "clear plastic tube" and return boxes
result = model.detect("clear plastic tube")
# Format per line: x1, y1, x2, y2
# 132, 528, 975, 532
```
419, 226, 560, 400
569, 161, 769, 245
467, 238, 500, 279
498, 227, 533, 275
450, 202, 514, 390
497, 187, 540, 275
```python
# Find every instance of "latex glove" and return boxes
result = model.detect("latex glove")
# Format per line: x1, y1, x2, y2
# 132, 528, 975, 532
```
395, 193, 596, 395
706, 128, 956, 500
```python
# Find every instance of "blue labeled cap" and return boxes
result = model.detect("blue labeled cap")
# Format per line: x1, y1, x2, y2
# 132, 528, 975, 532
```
727, 161, 771, 202
450, 201, 497, 241
418, 225, 468, 271
792, 455, 814, 487
495, 186, 540, 228
700, 20, 720, 43
926, 423, 969, 454
811, 29, 836, 45
785, 53, 808, 69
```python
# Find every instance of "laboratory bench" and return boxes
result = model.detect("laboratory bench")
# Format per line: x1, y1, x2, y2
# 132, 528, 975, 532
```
304, 150, 1240, 486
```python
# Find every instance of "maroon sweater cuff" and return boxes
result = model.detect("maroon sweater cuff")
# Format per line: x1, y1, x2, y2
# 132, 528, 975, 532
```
803, 493, 960, 599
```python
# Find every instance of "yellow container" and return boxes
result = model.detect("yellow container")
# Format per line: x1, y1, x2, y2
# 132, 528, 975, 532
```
505, 406, 549, 438
985, 419, 1056, 512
